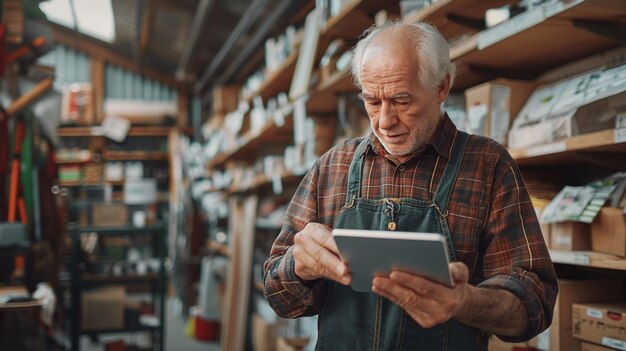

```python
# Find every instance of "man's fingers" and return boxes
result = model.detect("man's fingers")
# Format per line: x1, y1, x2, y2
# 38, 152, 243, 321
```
449, 262, 469, 285
294, 236, 350, 285
306, 223, 341, 255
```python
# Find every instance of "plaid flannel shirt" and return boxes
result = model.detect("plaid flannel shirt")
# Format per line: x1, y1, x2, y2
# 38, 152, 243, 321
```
263, 115, 558, 342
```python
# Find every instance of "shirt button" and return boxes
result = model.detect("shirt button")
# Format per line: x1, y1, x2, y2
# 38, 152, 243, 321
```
399, 166, 405, 172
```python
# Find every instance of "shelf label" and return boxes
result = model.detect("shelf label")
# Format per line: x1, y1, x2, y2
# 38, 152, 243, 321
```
586, 308, 603, 319
615, 128, 626, 144
527, 141, 566, 157
602, 337, 626, 351
549, 250, 590, 266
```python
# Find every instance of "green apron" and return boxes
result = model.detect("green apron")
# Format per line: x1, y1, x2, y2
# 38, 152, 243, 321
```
316, 131, 485, 350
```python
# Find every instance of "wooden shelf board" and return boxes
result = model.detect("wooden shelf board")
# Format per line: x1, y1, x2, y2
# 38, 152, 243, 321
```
59, 181, 101, 187
550, 249, 626, 271
247, 49, 299, 102
55, 158, 93, 164
58, 126, 172, 137
80, 273, 159, 284
321, 0, 373, 41
229, 171, 305, 195
308, 69, 357, 113
103, 151, 169, 161
510, 129, 626, 166
402, 0, 518, 40
451, 0, 626, 90
208, 116, 294, 169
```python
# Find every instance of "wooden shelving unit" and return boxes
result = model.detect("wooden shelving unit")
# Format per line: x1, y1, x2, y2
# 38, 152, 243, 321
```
550, 249, 626, 271
245, 49, 299, 103
58, 126, 173, 137
208, 115, 294, 169
402, 0, 518, 40
103, 151, 169, 161
510, 129, 626, 166
448, 0, 626, 90
228, 171, 306, 195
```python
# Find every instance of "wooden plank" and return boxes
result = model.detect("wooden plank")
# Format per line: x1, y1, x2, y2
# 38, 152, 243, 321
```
207, 114, 294, 169
90, 58, 105, 123
550, 249, 626, 271
321, 0, 372, 40
103, 151, 169, 161
140, 0, 155, 55
511, 129, 626, 165
246, 49, 299, 102
52, 25, 185, 90
452, 0, 626, 90
58, 126, 172, 137
177, 88, 189, 128
402, 0, 519, 40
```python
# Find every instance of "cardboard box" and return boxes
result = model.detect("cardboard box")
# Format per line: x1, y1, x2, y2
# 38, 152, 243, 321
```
81, 286, 126, 330
591, 207, 626, 257
573, 302, 626, 350
465, 79, 537, 146
253, 314, 276, 351
550, 222, 591, 251
62, 83, 94, 125
581, 341, 617, 351
92, 203, 128, 227
551, 279, 624, 351
212, 85, 240, 114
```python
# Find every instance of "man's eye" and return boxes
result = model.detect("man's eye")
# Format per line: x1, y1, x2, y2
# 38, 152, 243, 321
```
395, 100, 409, 105
367, 100, 381, 106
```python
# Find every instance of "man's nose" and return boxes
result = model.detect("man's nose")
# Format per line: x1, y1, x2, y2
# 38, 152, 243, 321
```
378, 101, 398, 130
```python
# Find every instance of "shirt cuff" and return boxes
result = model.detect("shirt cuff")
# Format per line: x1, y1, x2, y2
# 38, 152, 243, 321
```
477, 274, 544, 342
276, 246, 319, 303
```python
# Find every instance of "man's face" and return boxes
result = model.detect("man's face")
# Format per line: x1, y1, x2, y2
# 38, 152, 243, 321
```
359, 38, 448, 162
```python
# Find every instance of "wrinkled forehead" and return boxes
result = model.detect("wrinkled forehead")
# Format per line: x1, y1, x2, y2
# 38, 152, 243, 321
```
360, 36, 420, 84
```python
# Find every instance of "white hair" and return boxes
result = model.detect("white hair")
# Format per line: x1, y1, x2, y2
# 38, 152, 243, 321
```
350, 21, 456, 92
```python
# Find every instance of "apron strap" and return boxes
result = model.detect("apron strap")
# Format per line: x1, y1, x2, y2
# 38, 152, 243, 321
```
432, 131, 470, 213
345, 136, 370, 204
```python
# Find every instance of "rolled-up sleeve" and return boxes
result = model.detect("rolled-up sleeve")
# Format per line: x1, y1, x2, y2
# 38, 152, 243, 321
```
479, 152, 558, 342
263, 161, 324, 318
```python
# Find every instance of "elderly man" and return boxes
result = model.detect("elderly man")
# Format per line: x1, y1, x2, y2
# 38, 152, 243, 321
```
263, 21, 557, 350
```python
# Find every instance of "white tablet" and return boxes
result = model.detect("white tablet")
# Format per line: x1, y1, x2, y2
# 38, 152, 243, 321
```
332, 228, 454, 292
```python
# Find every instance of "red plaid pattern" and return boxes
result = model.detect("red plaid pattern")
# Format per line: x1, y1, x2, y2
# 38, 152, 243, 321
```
264, 115, 557, 342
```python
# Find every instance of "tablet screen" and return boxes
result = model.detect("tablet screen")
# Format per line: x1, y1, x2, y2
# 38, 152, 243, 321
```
332, 229, 454, 292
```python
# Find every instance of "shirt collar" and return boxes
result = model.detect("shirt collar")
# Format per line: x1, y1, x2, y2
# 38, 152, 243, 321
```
363, 112, 458, 161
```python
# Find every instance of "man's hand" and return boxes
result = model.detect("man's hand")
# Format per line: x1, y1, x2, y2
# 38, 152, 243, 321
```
372, 262, 530, 336
292, 223, 352, 286
372, 262, 470, 328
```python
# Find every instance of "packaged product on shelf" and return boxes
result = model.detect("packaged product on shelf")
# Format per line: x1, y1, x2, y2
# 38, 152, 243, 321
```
61, 83, 94, 125
464, 79, 536, 146
550, 221, 591, 251
92, 203, 128, 227
509, 63, 626, 149
443, 93, 466, 132
81, 286, 126, 330
552, 279, 624, 351
572, 302, 626, 349
591, 207, 626, 257
103, 99, 176, 125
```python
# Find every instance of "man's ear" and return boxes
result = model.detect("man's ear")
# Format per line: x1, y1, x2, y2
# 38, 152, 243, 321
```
437, 74, 451, 104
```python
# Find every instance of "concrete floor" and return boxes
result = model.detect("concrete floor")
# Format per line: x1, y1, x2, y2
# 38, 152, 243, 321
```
79, 298, 220, 351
